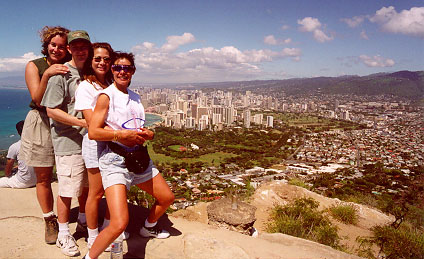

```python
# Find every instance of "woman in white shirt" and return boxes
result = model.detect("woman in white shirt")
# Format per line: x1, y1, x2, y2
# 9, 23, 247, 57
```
85, 52, 174, 259
75, 42, 114, 248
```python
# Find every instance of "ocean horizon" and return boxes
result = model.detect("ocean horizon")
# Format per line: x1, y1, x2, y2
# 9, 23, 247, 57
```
0, 88, 162, 150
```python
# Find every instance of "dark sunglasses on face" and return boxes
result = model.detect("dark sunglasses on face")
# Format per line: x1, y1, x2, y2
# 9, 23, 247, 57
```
93, 56, 111, 63
111, 64, 135, 73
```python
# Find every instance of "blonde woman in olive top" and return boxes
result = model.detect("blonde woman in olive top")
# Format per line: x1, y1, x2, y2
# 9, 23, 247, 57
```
20, 26, 70, 245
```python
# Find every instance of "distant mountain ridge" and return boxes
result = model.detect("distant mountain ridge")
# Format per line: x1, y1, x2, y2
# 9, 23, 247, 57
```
0, 76, 26, 88
186, 70, 424, 99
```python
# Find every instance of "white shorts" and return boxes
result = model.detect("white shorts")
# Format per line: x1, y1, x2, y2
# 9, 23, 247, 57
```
82, 134, 106, 169
0, 175, 35, 189
99, 146, 159, 190
55, 154, 88, 197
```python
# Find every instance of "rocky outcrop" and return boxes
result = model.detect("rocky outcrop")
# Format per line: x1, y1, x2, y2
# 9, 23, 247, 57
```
0, 182, 369, 259
207, 197, 256, 235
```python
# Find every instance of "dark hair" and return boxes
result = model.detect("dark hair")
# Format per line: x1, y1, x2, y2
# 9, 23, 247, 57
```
39, 26, 71, 61
16, 120, 24, 136
114, 51, 135, 67
83, 42, 115, 86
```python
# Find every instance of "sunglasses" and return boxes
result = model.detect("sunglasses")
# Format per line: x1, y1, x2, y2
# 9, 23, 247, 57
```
111, 64, 135, 73
93, 56, 111, 63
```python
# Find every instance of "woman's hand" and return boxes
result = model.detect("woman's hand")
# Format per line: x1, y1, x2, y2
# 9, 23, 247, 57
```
139, 128, 154, 140
117, 130, 146, 147
45, 64, 69, 77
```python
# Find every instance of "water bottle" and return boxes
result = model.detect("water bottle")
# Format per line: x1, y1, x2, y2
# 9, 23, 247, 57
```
110, 232, 124, 259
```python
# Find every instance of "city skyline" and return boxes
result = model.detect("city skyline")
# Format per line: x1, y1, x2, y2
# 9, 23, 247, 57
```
0, 0, 423, 84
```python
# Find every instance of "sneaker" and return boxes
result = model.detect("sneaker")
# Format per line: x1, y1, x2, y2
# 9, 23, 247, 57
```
56, 234, 80, 257
139, 225, 170, 239
87, 237, 95, 249
75, 219, 87, 233
44, 215, 59, 244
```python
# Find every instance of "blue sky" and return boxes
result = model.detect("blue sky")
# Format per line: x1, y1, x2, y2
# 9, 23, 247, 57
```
0, 0, 423, 84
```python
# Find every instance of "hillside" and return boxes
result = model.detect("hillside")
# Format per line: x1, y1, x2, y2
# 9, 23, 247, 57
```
173, 181, 394, 258
184, 70, 424, 99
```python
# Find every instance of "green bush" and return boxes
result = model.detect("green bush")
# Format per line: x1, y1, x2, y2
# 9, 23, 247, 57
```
267, 197, 341, 249
329, 204, 359, 225
288, 178, 311, 190
372, 224, 424, 259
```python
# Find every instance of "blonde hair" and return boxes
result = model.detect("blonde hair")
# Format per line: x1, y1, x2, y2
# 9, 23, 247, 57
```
39, 26, 70, 56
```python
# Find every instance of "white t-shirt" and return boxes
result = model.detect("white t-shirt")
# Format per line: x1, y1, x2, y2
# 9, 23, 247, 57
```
75, 80, 104, 112
101, 83, 145, 131
7, 140, 36, 185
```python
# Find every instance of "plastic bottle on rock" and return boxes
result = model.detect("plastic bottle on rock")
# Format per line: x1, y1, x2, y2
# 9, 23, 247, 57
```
110, 232, 124, 259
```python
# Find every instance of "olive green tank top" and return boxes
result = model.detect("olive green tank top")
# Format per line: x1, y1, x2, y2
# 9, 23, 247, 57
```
28, 57, 49, 110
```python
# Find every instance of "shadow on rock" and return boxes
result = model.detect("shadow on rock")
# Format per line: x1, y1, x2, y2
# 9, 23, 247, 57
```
70, 198, 182, 258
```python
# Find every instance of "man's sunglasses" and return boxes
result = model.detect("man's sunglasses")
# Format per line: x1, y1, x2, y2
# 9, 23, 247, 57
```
111, 64, 135, 73
93, 56, 111, 63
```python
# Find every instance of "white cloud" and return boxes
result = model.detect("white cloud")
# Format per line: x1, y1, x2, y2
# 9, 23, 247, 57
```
281, 25, 290, 31
298, 17, 321, 32
369, 6, 424, 38
161, 32, 196, 52
264, 35, 292, 45
298, 17, 333, 42
341, 16, 365, 28
313, 30, 333, 43
359, 55, 395, 67
0, 52, 39, 72
360, 30, 369, 40
264, 35, 278, 45
131, 34, 302, 83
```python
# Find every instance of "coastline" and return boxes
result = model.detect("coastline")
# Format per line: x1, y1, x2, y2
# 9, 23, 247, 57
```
145, 112, 164, 128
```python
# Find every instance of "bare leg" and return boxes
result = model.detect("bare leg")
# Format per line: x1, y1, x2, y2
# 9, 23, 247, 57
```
34, 167, 54, 213
57, 196, 72, 223
136, 174, 174, 223
78, 187, 89, 214
89, 184, 128, 259
85, 168, 105, 229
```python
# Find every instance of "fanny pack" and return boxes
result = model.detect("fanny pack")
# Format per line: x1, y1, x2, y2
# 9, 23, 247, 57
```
108, 142, 150, 174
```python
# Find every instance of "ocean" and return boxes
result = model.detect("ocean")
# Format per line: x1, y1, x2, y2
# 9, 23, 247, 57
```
0, 88, 162, 150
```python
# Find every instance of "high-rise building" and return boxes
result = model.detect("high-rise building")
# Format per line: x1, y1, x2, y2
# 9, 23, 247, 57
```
197, 107, 209, 122
266, 116, 274, 128
253, 114, 263, 125
158, 104, 168, 113
191, 103, 198, 121
244, 110, 251, 128
198, 115, 209, 130
185, 117, 196, 128
342, 110, 350, 120
212, 113, 222, 125
223, 106, 235, 125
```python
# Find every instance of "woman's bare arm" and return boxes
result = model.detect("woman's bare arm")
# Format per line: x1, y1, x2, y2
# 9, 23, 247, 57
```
88, 94, 146, 147
25, 61, 69, 107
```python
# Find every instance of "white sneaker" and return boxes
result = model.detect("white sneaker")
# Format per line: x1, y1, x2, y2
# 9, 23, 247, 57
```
56, 234, 80, 256
139, 225, 170, 239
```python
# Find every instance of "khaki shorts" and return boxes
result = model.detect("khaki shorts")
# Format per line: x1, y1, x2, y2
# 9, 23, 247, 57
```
19, 109, 55, 167
55, 154, 88, 198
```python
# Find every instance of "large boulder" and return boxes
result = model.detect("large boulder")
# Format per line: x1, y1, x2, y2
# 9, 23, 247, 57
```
207, 197, 256, 235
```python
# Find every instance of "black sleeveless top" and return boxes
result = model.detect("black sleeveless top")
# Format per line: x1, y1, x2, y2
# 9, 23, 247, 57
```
28, 57, 49, 111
